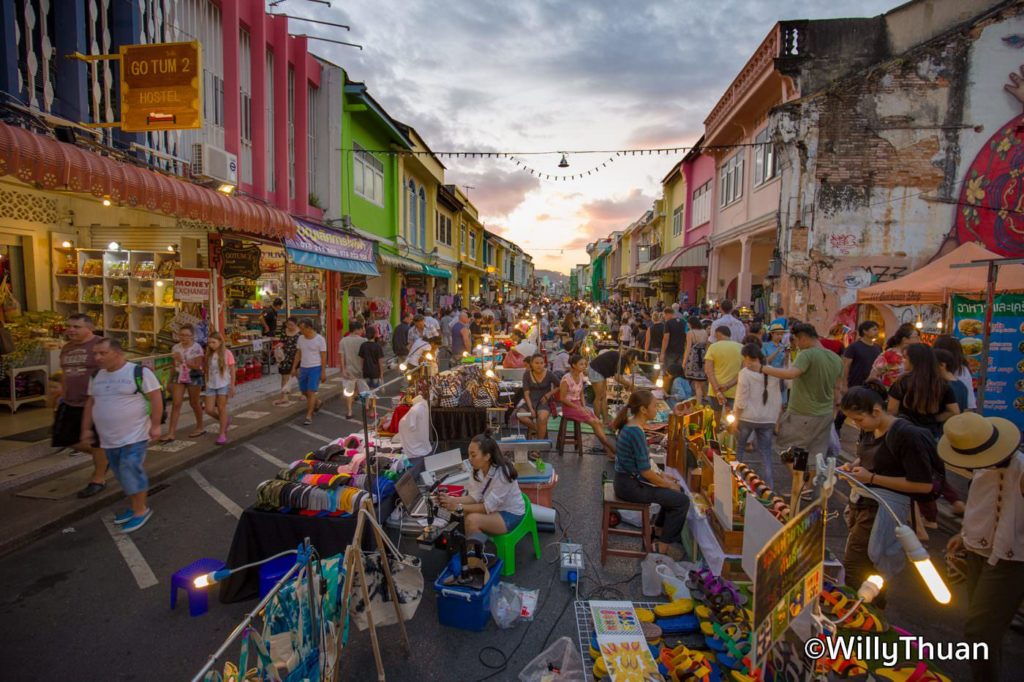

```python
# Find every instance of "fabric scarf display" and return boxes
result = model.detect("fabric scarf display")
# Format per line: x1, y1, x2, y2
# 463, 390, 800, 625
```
255, 480, 368, 515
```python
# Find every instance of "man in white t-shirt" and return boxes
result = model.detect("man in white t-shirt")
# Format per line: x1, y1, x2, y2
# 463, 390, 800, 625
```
339, 321, 367, 419
292, 319, 327, 425
81, 338, 163, 533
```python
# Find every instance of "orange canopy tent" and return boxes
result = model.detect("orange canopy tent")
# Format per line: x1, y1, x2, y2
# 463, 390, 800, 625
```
856, 242, 1024, 304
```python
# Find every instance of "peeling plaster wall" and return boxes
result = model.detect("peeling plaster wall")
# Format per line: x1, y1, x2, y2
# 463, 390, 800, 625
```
771, 5, 1024, 330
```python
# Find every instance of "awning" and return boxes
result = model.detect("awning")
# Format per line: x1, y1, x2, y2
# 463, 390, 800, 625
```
422, 264, 452, 279
0, 121, 294, 238
287, 247, 380, 276
378, 251, 423, 272
649, 241, 709, 272
285, 218, 378, 275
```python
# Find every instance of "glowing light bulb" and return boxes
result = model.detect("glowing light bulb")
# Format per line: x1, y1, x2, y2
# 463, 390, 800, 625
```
936, 321, 944, 329
653, 363, 661, 371
108, 241, 119, 251
896, 525, 951, 604
915, 320, 924, 330
167, 245, 175, 252
725, 413, 736, 425
485, 369, 496, 379
193, 574, 211, 589
462, 351, 469, 358
399, 363, 408, 371
102, 198, 111, 207
655, 376, 664, 388
406, 374, 413, 381
61, 240, 72, 249
343, 387, 355, 397
857, 574, 884, 603
424, 352, 434, 361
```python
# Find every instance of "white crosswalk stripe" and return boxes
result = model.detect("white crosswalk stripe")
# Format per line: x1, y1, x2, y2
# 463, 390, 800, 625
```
286, 423, 332, 442
102, 515, 158, 589
242, 442, 287, 468
187, 469, 243, 519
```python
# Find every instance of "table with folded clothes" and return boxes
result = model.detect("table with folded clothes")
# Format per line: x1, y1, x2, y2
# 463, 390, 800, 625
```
219, 436, 397, 603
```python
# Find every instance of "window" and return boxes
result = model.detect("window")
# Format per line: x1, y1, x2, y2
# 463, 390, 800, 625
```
672, 206, 683, 236
692, 181, 712, 226
753, 128, 777, 186
419, 188, 427, 250
407, 180, 417, 247
435, 212, 453, 246
353, 142, 385, 205
719, 153, 744, 207
287, 67, 295, 199
239, 28, 252, 185
266, 52, 275, 192
469, 230, 476, 259
435, 211, 442, 243
308, 86, 318, 194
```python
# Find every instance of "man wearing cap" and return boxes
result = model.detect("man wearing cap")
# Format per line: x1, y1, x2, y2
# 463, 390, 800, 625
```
762, 322, 790, 406
940, 412, 1024, 681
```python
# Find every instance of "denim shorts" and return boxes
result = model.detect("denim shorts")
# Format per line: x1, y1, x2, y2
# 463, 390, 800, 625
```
499, 511, 524, 532
176, 369, 204, 388
105, 440, 149, 496
298, 366, 322, 393
206, 385, 230, 396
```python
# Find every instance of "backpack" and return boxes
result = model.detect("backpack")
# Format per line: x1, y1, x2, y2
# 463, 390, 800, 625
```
133, 364, 169, 424
884, 419, 945, 502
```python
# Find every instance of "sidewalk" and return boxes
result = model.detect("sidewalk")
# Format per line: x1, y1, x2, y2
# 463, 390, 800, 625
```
0, 371, 348, 558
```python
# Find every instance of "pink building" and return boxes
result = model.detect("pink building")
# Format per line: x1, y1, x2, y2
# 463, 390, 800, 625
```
679, 142, 715, 306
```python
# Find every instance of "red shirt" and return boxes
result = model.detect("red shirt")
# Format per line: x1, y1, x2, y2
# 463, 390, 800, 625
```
820, 339, 844, 356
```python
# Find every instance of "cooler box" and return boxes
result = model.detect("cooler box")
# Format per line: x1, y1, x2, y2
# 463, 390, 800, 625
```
433, 554, 503, 631
521, 472, 558, 508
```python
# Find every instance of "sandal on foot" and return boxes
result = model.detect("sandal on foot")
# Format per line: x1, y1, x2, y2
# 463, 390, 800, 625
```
187, 430, 206, 438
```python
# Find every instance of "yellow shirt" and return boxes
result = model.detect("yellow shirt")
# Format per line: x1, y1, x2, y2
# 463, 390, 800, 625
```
705, 340, 744, 398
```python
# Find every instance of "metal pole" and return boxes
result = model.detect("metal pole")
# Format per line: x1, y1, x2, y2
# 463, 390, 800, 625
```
976, 261, 996, 411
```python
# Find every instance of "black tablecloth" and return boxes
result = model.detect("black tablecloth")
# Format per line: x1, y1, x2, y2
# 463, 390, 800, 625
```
430, 406, 488, 442
219, 500, 392, 603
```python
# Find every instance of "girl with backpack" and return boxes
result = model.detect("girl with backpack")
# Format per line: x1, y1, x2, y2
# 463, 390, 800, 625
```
202, 332, 236, 445
837, 381, 943, 606
682, 318, 710, 403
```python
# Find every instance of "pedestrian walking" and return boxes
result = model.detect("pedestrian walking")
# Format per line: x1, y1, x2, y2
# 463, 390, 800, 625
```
293, 320, 326, 425
274, 316, 300, 406
732, 344, 782, 488
392, 311, 413, 361
339, 321, 368, 419
659, 308, 687, 369
202, 332, 236, 445
710, 299, 746, 344
837, 321, 882, 432
682, 318, 710, 403
704, 325, 743, 413
81, 338, 163, 533
54, 313, 107, 498
939, 412, 1024, 682
161, 324, 205, 442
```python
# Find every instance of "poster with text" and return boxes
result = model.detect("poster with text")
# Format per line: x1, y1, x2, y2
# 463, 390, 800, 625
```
952, 294, 1024, 434
589, 601, 660, 681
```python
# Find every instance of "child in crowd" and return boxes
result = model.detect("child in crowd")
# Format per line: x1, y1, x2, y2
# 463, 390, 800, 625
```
664, 363, 693, 408
203, 332, 236, 445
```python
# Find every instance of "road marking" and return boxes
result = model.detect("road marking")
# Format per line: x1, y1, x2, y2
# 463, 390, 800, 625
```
318, 408, 359, 422
242, 442, 287, 468
187, 468, 243, 519
102, 515, 158, 589
287, 423, 332, 442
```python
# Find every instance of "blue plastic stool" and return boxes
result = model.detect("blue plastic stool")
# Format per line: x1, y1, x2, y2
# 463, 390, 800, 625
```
170, 557, 226, 617
259, 554, 299, 598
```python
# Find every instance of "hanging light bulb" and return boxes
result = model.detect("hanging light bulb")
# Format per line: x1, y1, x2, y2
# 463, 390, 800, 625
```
654, 363, 661, 371
655, 375, 664, 388
915, 320, 924, 330
896, 526, 951, 604
936, 320, 944, 329
558, 154, 569, 168
108, 241, 120, 251
61, 240, 72, 249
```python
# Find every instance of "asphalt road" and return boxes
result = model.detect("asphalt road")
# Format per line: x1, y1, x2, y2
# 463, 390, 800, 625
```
0, 405, 1020, 681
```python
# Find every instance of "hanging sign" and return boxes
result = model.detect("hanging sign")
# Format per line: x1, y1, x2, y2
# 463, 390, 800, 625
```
952, 294, 1024, 433
220, 243, 262, 280
751, 500, 826, 670
285, 220, 374, 262
119, 41, 202, 132
173, 269, 211, 302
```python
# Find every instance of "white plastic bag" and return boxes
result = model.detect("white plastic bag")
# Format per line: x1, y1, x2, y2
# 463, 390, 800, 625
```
641, 553, 673, 597
490, 581, 522, 629
518, 636, 586, 682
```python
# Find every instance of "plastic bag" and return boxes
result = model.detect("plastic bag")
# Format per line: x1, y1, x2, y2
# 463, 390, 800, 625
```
490, 581, 522, 629
512, 585, 539, 621
641, 553, 674, 597
518, 636, 586, 682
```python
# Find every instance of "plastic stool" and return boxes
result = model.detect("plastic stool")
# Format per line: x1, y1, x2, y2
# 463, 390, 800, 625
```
259, 554, 299, 598
488, 493, 541, 577
170, 558, 226, 617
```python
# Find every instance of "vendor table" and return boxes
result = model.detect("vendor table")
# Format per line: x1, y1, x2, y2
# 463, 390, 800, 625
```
219, 500, 393, 603
430, 406, 488, 443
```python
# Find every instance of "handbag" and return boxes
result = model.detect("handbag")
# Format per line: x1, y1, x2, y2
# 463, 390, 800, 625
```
351, 512, 424, 630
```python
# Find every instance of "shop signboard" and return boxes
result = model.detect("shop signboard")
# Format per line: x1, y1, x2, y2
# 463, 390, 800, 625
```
220, 243, 262, 281
173, 269, 211, 303
588, 601, 661, 681
952, 294, 1024, 433
285, 221, 374, 263
752, 500, 826, 669
119, 41, 202, 132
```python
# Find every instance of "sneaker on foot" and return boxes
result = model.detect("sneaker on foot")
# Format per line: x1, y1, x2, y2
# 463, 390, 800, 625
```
303, 417, 313, 426
122, 508, 153, 533
113, 508, 134, 524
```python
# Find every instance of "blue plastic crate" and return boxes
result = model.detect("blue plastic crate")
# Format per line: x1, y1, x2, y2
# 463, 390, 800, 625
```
433, 554, 503, 631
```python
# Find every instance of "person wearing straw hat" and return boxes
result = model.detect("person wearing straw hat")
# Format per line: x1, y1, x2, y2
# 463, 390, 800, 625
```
940, 412, 1024, 682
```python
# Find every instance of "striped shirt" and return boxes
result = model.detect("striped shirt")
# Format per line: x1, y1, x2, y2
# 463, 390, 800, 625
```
614, 425, 650, 475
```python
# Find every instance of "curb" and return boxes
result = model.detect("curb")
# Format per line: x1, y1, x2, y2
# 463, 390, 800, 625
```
0, 381, 347, 559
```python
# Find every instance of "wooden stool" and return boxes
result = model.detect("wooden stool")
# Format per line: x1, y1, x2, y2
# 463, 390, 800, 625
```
600, 481, 652, 564
555, 415, 583, 456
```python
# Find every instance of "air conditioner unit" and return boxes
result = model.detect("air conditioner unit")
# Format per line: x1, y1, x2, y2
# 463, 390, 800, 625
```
191, 143, 238, 185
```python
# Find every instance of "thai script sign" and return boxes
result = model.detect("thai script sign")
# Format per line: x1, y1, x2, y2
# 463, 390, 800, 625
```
286, 220, 374, 263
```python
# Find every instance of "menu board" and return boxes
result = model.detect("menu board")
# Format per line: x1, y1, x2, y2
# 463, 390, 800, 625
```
952, 294, 1024, 433
752, 500, 826, 669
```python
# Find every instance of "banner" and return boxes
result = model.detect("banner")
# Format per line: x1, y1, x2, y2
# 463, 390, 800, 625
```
173, 269, 211, 303
752, 501, 826, 669
220, 243, 262, 280
952, 294, 1024, 433
286, 220, 374, 263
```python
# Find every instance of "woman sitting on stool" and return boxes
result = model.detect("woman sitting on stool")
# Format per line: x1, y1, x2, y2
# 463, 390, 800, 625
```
435, 432, 526, 535
612, 389, 690, 558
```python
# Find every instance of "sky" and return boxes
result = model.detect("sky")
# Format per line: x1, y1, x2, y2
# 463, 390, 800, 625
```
295, 0, 899, 274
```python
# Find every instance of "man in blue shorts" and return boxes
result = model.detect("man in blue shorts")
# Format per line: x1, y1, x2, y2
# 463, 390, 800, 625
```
292, 320, 327, 425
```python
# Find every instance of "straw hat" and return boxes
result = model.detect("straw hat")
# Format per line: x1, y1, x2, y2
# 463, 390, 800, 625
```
768, 323, 786, 333
937, 412, 1020, 469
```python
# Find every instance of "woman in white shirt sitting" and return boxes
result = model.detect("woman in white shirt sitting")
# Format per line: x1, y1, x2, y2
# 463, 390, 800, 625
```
435, 432, 526, 535
731, 343, 783, 489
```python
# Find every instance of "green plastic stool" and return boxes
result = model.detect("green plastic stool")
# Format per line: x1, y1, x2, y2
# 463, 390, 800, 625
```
489, 493, 541, 577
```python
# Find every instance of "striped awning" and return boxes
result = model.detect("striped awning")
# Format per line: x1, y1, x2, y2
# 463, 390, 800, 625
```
649, 241, 709, 271
378, 251, 423, 272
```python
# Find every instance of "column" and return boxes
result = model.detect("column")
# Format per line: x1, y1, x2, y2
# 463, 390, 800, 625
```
737, 236, 752, 306
271, 16, 289, 210
249, 4, 267, 202
292, 37, 309, 216
390, 268, 401, 328
221, 1, 240, 159
51, 0, 87, 122
706, 247, 719, 305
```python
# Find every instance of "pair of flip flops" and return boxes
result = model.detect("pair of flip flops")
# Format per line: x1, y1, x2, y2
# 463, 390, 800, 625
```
819, 583, 887, 633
